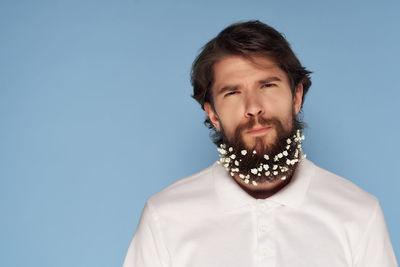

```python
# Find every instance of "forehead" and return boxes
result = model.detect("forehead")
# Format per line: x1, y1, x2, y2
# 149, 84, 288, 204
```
212, 56, 288, 89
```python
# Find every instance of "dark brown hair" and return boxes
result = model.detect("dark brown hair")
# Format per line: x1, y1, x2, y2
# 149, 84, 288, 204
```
191, 20, 312, 144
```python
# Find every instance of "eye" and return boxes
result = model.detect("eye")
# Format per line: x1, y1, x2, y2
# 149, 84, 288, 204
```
224, 91, 238, 97
262, 83, 276, 88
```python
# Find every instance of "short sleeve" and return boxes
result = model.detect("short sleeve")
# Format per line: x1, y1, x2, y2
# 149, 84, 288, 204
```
352, 201, 398, 267
123, 201, 170, 267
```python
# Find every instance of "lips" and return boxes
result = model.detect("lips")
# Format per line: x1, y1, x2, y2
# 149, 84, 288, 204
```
246, 126, 271, 135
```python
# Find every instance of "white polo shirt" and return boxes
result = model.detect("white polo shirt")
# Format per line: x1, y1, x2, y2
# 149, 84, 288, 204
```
123, 159, 398, 267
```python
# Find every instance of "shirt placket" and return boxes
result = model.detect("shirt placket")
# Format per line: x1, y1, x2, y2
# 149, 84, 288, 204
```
254, 199, 278, 267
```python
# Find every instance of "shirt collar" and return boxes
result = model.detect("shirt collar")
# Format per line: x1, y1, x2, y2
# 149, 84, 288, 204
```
213, 158, 315, 212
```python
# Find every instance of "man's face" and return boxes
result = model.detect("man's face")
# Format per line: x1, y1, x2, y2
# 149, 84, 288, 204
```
204, 56, 303, 152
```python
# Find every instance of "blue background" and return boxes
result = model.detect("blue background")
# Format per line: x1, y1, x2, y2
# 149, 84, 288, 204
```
1, 0, 399, 266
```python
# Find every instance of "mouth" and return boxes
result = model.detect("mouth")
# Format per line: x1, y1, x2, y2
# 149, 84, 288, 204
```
245, 126, 272, 136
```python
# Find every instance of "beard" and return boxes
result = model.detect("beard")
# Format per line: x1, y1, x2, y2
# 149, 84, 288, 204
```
217, 115, 305, 185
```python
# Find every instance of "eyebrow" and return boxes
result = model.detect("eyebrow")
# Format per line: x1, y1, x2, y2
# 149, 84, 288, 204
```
217, 76, 283, 95
258, 76, 282, 84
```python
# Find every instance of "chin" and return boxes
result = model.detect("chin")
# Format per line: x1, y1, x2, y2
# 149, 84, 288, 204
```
245, 135, 277, 152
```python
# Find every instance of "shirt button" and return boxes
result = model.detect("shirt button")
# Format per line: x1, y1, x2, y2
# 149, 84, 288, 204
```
257, 203, 269, 211
259, 224, 268, 233
259, 247, 270, 258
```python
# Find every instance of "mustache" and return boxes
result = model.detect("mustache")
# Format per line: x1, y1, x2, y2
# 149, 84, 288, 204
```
236, 116, 282, 133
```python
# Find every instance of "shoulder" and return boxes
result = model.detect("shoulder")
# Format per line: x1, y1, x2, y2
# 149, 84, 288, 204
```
309, 160, 377, 203
150, 163, 215, 202
304, 159, 378, 222
145, 163, 218, 219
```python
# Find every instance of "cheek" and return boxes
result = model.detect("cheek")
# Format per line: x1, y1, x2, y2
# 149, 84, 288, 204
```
216, 105, 244, 135
265, 96, 291, 115
219, 113, 241, 135
265, 96, 294, 128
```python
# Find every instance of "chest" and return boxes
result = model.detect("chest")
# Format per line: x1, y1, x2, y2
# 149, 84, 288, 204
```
163, 204, 353, 267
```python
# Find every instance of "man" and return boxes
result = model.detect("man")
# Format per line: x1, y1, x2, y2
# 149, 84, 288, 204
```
123, 21, 397, 266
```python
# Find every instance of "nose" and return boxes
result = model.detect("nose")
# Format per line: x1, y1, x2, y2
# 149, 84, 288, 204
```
245, 93, 264, 118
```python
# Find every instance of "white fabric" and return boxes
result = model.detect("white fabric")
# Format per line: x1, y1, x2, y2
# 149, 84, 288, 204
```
123, 159, 398, 267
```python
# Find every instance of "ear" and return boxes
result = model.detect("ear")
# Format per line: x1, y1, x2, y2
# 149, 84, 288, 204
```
293, 83, 304, 115
204, 102, 221, 131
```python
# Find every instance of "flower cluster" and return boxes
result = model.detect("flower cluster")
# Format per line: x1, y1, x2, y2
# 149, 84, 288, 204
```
217, 130, 306, 186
